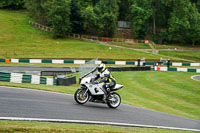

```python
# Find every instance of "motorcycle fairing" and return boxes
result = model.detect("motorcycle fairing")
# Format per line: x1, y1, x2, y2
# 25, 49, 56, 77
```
85, 83, 104, 95
114, 84, 123, 90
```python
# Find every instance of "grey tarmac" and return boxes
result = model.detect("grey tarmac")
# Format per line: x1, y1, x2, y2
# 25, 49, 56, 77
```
0, 86, 199, 131
191, 75, 200, 81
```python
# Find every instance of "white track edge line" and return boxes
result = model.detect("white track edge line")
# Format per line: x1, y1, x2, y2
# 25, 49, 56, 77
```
191, 75, 200, 81
0, 117, 199, 132
0, 86, 73, 96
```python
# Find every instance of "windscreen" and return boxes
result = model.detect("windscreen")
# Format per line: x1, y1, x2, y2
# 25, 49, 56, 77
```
79, 58, 99, 79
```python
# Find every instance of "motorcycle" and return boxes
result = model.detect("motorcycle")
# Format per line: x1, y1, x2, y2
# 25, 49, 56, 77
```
74, 67, 123, 109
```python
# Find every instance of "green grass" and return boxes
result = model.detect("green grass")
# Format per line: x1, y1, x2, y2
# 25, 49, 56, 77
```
160, 51, 200, 62
1, 71, 199, 120
0, 9, 187, 61
109, 41, 151, 49
0, 81, 78, 94
154, 43, 200, 49
0, 120, 197, 133
114, 71, 200, 120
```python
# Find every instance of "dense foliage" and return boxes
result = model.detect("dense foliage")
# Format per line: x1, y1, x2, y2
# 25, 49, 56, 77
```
24, 0, 47, 24
24, 0, 119, 37
129, 0, 200, 45
70, 0, 84, 34
0, 0, 24, 9
46, 0, 71, 38
1, 0, 200, 45
82, 0, 118, 36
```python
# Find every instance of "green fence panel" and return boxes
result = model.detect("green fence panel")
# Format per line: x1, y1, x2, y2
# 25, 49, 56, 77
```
188, 68, 197, 72
42, 59, 52, 63
40, 77, 47, 84
182, 63, 191, 66
126, 61, 135, 65
103, 61, 115, 64
163, 63, 172, 66
0, 72, 10, 75
145, 62, 155, 65
0, 72, 10, 82
19, 59, 30, 63
64, 60, 74, 64
163, 63, 167, 65
168, 68, 177, 71
53, 79, 57, 85
0, 77, 10, 82
0, 59, 5, 62
22, 75, 32, 83
0, 73, 11, 77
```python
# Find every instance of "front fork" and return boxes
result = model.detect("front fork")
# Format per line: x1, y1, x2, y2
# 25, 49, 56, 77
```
82, 87, 89, 97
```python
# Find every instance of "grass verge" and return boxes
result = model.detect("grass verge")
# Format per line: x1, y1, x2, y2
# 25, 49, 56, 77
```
0, 120, 197, 133
154, 43, 200, 49
108, 41, 151, 49
0, 71, 199, 120
0, 9, 187, 61
159, 51, 200, 62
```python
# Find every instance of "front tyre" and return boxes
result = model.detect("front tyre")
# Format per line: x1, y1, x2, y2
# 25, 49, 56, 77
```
74, 88, 89, 104
107, 92, 121, 109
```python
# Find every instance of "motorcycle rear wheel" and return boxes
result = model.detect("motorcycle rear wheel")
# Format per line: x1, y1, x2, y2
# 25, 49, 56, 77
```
107, 92, 121, 109
74, 88, 89, 104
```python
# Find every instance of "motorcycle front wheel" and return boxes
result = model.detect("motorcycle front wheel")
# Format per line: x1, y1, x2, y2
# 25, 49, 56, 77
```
107, 92, 121, 109
74, 88, 89, 104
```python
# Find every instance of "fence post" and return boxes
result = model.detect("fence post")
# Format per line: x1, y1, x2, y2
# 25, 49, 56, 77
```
167, 59, 170, 68
137, 58, 141, 67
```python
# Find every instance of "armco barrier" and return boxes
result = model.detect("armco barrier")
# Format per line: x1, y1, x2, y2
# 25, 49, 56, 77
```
1, 58, 200, 67
154, 67, 200, 73
108, 66, 151, 71
56, 76, 76, 86
0, 72, 56, 85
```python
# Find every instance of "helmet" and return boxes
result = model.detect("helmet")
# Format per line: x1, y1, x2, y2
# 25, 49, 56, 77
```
97, 63, 106, 72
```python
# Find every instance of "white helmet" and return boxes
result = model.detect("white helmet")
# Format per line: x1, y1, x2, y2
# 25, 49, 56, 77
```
97, 63, 106, 72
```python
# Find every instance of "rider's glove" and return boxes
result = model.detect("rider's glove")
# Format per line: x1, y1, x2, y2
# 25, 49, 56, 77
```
94, 81, 99, 84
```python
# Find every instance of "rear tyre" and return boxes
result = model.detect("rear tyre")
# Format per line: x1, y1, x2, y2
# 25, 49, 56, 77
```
74, 88, 89, 104
107, 92, 121, 109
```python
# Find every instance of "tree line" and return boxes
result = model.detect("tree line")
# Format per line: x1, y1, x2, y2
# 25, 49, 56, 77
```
1, 0, 200, 45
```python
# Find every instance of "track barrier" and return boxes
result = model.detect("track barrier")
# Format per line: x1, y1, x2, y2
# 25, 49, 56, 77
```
154, 67, 200, 73
0, 72, 56, 85
1, 58, 200, 67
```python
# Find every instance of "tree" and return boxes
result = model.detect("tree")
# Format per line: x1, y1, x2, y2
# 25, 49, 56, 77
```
191, 0, 200, 11
118, 0, 131, 21
129, 0, 152, 39
70, 0, 84, 34
46, 0, 71, 38
94, 0, 119, 37
82, 0, 119, 37
168, 0, 200, 45
25, 0, 48, 24
0, 0, 24, 9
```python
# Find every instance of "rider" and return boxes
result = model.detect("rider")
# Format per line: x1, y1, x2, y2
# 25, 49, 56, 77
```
95, 63, 116, 93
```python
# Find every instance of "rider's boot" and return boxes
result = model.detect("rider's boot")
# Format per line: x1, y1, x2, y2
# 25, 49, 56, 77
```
103, 88, 111, 102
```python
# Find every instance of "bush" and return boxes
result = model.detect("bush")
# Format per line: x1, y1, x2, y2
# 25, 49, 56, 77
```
25, 0, 48, 24
46, 0, 71, 38
0, 0, 24, 9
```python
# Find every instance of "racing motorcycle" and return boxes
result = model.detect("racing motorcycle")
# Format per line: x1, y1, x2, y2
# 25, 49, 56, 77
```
74, 67, 123, 109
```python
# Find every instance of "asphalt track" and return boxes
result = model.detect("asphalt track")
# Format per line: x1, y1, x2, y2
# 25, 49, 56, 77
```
0, 66, 77, 75
0, 86, 200, 131
0, 66, 76, 72
191, 75, 200, 81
